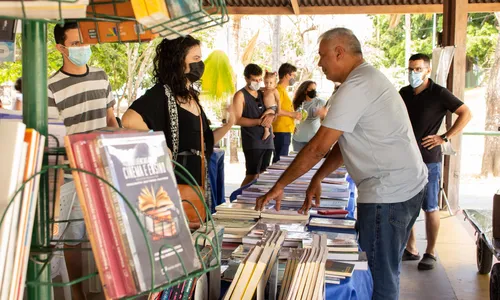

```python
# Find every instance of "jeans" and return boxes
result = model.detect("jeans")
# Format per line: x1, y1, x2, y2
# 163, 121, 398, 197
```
357, 186, 427, 300
422, 162, 441, 212
272, 132, 291, 163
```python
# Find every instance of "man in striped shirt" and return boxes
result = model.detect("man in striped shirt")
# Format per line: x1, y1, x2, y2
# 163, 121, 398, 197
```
49, 22, 118, 300
48, 22, 118, 134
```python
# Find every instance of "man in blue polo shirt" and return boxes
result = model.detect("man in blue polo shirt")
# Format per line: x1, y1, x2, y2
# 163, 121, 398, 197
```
400, 53, 471, 270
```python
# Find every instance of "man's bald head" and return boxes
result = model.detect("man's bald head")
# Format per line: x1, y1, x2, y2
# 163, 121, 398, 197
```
319, 28, 363, 56
317, 28, 365, 83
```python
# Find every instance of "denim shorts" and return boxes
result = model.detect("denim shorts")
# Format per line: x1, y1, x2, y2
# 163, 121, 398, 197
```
422, 162, 441, 212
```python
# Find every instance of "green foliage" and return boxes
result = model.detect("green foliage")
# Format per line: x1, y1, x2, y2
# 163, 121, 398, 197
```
201, 50, 235, 100
367, 14, 443, 68
368, 13, 499, 70
89, 43, 128, 92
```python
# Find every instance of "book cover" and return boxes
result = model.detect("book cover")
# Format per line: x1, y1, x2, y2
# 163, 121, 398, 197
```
73, 140, 130, 297
325, 260, 355, 277
98, 132, 200, 289
309, 218, 356, 229
0, 121, 26, 293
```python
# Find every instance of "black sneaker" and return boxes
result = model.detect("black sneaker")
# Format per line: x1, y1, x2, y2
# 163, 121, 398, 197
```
418, 253, 437, 270
402, 249, 421, 261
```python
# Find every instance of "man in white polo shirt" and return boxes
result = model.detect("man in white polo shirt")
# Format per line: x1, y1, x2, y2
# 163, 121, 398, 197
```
256, 28, 428, 300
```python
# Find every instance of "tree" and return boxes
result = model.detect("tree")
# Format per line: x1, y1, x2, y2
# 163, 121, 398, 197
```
480, 13, 500, 177
367, 13, 498, 71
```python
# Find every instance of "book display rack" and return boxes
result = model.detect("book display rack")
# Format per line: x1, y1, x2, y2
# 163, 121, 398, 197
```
0, 1, 229, 299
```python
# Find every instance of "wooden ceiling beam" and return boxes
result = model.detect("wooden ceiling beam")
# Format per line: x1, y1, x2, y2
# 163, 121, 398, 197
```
225, 3, 500, 15
290, 0, 301, 15
468, 3, 500, 12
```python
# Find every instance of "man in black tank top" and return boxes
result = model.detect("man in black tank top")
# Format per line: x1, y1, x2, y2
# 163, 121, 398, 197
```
233, 64, 275, 187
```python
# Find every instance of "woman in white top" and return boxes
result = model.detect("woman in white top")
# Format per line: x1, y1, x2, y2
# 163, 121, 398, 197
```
292, 80, 328, 152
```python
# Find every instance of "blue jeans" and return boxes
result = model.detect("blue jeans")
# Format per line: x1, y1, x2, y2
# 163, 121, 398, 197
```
357, 186, 427, 300
423, 162, 441, 212
272, 132, 291, 163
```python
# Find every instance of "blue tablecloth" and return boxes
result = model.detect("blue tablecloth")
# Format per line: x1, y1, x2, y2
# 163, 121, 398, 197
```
326, 269, 373, 300
209, 149, 225, 213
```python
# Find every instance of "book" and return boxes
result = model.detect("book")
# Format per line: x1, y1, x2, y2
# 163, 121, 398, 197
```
0, 0, 88, 19
0, 121, 26, 296
325, 260, 355, 277
68, 138, 130, 298
10, 132, 45, 300
309, 218, 356, 229
260, 208, 309, 221
98, 132, 200, 289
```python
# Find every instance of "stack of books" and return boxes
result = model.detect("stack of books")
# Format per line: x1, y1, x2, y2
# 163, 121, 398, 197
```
324, 260, 355, 284
214, 203, 261, 221
224, 231, 287, 300
65, 131, 201, 299
309, 218, 356, 230
0, 122, 45, 300
278, 234, 328, 299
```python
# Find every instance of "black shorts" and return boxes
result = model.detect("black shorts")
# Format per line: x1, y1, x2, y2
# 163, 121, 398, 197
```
243, 148, 273, 175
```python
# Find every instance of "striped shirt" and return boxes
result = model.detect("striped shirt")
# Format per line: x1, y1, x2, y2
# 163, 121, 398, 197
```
48, 66, 116, 134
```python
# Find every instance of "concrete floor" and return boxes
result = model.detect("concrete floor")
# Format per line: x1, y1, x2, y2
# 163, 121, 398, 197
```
399, 211, 491, 300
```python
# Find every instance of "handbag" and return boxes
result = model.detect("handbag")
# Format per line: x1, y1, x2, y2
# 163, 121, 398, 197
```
177, 109, 207, 225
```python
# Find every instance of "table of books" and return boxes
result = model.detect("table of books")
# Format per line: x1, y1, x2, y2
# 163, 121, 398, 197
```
219, 156, 373, 299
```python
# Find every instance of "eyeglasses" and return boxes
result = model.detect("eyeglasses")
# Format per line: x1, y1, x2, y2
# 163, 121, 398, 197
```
408, 67, 427, 73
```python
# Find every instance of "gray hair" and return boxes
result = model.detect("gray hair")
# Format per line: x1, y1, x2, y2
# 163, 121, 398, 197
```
319, 28, 363, 55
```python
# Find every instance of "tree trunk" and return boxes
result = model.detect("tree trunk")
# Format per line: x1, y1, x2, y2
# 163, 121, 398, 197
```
230, 15, 242, 164
480, 29, 500, 177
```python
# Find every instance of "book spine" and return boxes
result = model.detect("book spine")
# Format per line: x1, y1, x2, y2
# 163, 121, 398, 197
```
87, 141, 137, 295
160, 287, 172, 300
74, 141, 128, 298
68, 139, 119, 298
99, 143, 148, 291
181, 278, 194, 300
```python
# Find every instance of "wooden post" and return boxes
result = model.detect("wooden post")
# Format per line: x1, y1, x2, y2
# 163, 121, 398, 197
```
442, 0, 467, 213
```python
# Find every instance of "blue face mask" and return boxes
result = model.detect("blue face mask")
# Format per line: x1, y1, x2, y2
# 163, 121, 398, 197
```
409, 71, 424, 88
67, 45, 92, 67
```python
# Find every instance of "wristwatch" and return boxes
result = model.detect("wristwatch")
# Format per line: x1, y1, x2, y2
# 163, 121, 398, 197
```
440, 134, 449, 142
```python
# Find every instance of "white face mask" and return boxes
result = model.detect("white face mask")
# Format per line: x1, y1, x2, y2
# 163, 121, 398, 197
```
408, 71, 425, 88
249, 81, 261, 91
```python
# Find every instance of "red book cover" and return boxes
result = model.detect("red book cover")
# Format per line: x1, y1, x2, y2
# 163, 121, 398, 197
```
86, 140, 137, 295
73, 140, 129, 298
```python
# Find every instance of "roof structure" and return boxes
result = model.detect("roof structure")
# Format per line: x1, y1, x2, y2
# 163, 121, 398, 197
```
223, 0, 500, 14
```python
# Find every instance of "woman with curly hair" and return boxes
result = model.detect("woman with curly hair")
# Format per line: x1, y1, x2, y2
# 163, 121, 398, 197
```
122, 36, 234, 212
291, 80, 328, 152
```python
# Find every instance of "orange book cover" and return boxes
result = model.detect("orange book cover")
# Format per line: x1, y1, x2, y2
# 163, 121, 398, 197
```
79, 1, 157, 44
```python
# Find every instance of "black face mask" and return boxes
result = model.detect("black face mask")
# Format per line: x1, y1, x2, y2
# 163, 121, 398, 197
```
307, 90, 317, 99
185, 61, 205, 83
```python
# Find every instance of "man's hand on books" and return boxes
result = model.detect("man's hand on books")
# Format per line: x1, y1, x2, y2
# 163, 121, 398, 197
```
299, 179, 322, 214
255, 185, 284, 211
